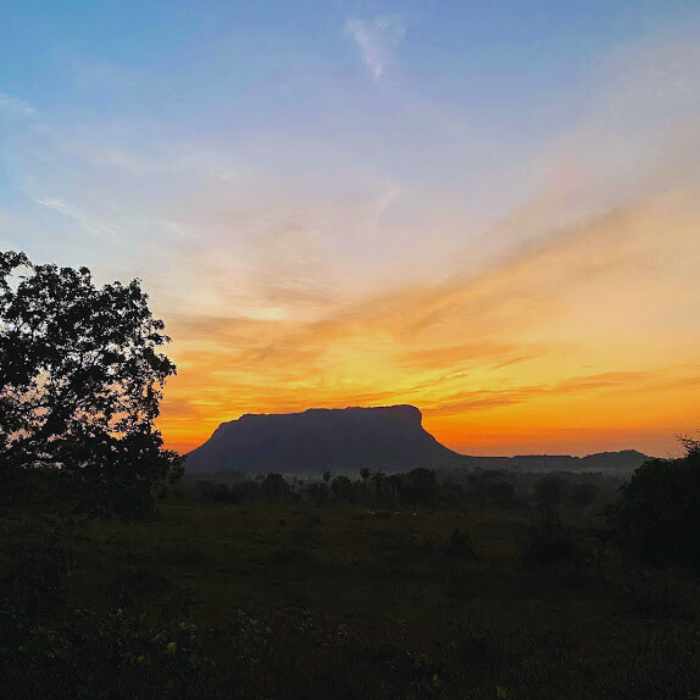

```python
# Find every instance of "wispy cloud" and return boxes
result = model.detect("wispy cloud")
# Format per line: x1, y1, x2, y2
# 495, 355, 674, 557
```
159, 188, 700, 455
0, 92, 36, 118
35, 197, 119, 239
5, 15, 700, 458
345, 16, 405, 81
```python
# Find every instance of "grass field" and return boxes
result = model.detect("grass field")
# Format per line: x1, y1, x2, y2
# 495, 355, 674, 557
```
4, 496, 700, 699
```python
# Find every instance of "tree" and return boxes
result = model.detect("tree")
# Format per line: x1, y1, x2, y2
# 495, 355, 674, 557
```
0, 250, 181, 517
330, 475, 354, 502
371, 470, 386, 502
402, 468, 438, 507
261, 473, 291, 502
612, 438, 700, 569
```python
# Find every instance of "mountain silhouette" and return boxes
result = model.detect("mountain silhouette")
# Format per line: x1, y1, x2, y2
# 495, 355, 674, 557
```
185, 404, 649, 474
460, 449, 649, 473
185, 405, 461, 473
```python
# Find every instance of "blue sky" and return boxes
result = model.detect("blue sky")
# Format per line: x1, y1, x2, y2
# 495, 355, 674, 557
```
2, 1, 700, 454
3, 1, 697, 153
3, 0, 699, 281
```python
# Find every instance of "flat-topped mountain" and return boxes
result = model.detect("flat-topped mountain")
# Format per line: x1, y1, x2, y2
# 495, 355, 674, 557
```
185, 404, 649, 475
185, 404, 462, 473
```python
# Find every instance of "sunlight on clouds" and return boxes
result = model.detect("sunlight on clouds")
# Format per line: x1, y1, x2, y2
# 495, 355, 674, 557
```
3, 16, 700, 458
160, 190, 700, 456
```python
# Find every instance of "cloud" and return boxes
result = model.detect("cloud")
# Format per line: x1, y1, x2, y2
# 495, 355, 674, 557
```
345, 16, 405, 81
0, 92, 36, 118
35, 197, 119, 239
398, 341, 533, 370
5, 18, 700, 458
158, 187, 700, 455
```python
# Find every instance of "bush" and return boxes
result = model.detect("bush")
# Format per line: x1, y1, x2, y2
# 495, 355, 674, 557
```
613, 439, 700, 569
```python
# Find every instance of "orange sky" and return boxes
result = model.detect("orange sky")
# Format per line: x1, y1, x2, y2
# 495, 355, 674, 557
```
153, 32, 700, 458
159, 189, 700, 457
7, 12, 697, 459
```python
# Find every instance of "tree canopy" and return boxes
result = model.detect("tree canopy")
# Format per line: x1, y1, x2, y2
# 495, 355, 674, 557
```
0, 250, 181, 516
614, 438, 700, 569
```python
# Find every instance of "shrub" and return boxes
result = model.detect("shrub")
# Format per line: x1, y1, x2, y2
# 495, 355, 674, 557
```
613, 439, 700, 569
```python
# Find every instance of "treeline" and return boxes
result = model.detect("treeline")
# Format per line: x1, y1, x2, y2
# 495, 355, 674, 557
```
188, 466, 612, 513
192, 467, 442, 508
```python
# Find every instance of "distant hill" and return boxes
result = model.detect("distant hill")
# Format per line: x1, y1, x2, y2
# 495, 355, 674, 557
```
459, 450, 649, 474
185, 404, 649, 475
185, 405, 462, 474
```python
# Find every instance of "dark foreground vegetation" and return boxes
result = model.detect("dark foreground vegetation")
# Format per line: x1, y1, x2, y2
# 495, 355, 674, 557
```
3, 250, 700, 698
4, 444, 700, 699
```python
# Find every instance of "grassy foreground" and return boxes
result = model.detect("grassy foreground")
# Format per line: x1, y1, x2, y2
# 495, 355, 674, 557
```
3, 499, 700, 699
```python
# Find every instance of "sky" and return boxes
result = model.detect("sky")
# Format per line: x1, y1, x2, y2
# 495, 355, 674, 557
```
2, 1, 700, 457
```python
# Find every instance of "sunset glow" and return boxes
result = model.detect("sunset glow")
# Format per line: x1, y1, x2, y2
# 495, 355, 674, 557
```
3, 3, 699, 457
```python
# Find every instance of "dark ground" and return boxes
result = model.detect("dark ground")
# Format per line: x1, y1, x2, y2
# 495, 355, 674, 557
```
2, 496, 700, 699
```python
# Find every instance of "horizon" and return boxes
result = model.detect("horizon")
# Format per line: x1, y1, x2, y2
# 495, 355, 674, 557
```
190, 402, 653, 459
3, 2, 700, 458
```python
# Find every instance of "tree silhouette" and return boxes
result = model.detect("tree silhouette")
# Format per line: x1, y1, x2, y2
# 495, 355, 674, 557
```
331, 475, 353, 502
613, 438, 700, 569
262, 473, 291, 502
0, 250, 181, 517
402, 468, 438, 506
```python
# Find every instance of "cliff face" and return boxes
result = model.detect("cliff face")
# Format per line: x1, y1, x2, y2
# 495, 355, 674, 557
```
185, 405, 461, 473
